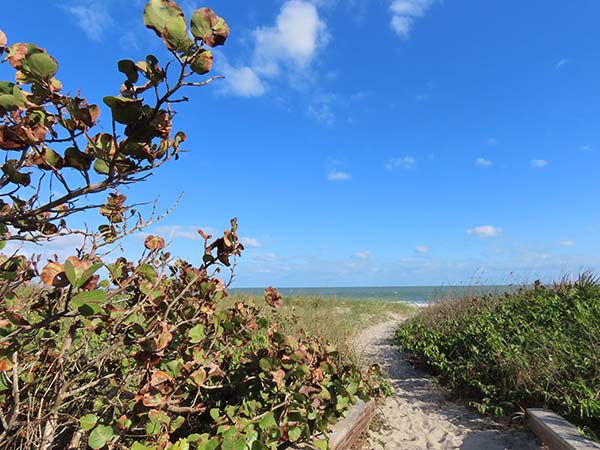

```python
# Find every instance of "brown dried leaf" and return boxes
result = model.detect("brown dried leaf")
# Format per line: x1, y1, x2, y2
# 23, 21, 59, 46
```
40, 261, 68, 287
264, 286, 283, 308
144, 235, 165, 251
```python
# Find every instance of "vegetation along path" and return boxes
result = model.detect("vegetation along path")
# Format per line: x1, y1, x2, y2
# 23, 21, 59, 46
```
354, 318, 541, 450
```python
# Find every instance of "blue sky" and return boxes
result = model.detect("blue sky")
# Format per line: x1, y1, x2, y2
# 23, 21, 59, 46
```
3, 0, 600, 287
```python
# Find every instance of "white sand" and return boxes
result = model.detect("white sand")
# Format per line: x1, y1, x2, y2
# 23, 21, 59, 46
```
354, 318, 542, 450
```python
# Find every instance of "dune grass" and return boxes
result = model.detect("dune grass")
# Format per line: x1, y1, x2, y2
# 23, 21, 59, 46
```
228, 294, 413, 363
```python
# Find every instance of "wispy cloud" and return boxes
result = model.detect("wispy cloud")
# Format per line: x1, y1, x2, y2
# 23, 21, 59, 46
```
241, 237, 263, 248
389, 0, 434, 38
580, 145, 592, 151
467, 225, 503, 239
559, 240, 576, 247
308, 93, 336, 126
63, 4, 114, 42
328, 170, 351, 181
352, 251, 370, 259
475, 157, 493, 167
415, 245, 429, 254
555, 58, 572, 70
530, 159, 548, 168
385, 156, 416, 171
487, 137, 499, 146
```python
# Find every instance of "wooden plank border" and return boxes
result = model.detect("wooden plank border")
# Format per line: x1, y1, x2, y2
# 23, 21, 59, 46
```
292, 400, 376, 450
527, 408, 600, 450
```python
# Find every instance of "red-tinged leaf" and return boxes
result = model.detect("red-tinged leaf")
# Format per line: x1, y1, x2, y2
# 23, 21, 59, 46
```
0, 357, 13, 371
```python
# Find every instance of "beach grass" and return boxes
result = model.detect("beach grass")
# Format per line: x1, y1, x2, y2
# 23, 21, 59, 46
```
228, 294, 414, 363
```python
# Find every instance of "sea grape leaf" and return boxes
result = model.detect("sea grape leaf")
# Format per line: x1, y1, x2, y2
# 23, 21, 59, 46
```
88, 424, 114, 449
144, 0, 192, 52
103, 96, 143, 124
22, 52, 58, 79
190, 50, 213, 75
80, 414, 99, 431
190, 8, 229, 47
118, 59, 139, 85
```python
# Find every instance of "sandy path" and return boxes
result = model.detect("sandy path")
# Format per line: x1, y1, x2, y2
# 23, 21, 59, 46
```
354, 318, 541, 450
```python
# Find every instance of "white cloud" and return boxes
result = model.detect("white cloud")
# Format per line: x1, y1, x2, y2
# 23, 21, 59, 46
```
385, 156, 416, 170
241, 237, 263, 248
487, 137, 499, 146
221, 1, 328, 97
63, 4, 114, 42
220, 64, 266, 97
475, 157, 493, 167
389, 0, 434, 38
580, 145, 592, 151
353, 251, 370, 259
254, 1, 329, 72
559, 240, 576, 247
328, 170, 351, 181
467, 225, 503, 239
415, 246, 429, 254
530, 159, 548, 168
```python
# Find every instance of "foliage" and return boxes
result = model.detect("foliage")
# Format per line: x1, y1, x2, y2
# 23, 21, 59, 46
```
396, 277, 600, 437
0, 3, 377, 449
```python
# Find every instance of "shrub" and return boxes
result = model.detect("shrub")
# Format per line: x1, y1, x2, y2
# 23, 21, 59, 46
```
0, 3, 375, 449
396, 277, 600, 437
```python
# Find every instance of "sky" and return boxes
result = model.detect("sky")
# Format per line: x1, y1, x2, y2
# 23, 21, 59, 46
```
2, 0, 600, 287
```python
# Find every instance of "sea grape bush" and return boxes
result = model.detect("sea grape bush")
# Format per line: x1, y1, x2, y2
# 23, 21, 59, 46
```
396, 277, 600, 437
0, 2, 375, 449
0, 0, 226, 243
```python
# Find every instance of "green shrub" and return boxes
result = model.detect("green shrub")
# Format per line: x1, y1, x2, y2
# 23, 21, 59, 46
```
396, 277, 600, 437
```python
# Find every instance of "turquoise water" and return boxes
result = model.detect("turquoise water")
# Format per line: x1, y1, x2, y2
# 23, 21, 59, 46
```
231, 285, 518, 304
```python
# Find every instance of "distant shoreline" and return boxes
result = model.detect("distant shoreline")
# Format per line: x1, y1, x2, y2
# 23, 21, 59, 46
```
231, 285, 518, 304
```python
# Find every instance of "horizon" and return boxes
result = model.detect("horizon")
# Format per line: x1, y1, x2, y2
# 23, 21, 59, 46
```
3, 1, 600, 286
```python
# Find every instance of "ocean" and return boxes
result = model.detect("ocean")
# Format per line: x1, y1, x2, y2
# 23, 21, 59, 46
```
230, 285, 517, 305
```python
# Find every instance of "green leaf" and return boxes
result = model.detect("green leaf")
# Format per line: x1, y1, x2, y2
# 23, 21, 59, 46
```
221, 431, 245, 450
102, 96, 143, 124
22, 52, 58, 79
144, 0, 192, 52
0, 94, 17, 112
188, 324, 205, 343
170, 439, 190, 450
79, 262, 103, 286
93, 158, 110, 175
88, 424, 114, 449
258, 412, 277, 431
0, 81, 15, 95
79, 414, 98, 431
64, 147, 92, 171
1, 160, 30, 186
288, 426, 302, 442
131, 443, 154, 450
189, 50, 213, 75
259, 358, 272, 372
313, 438, 328, 450
71, 290, 107, 316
